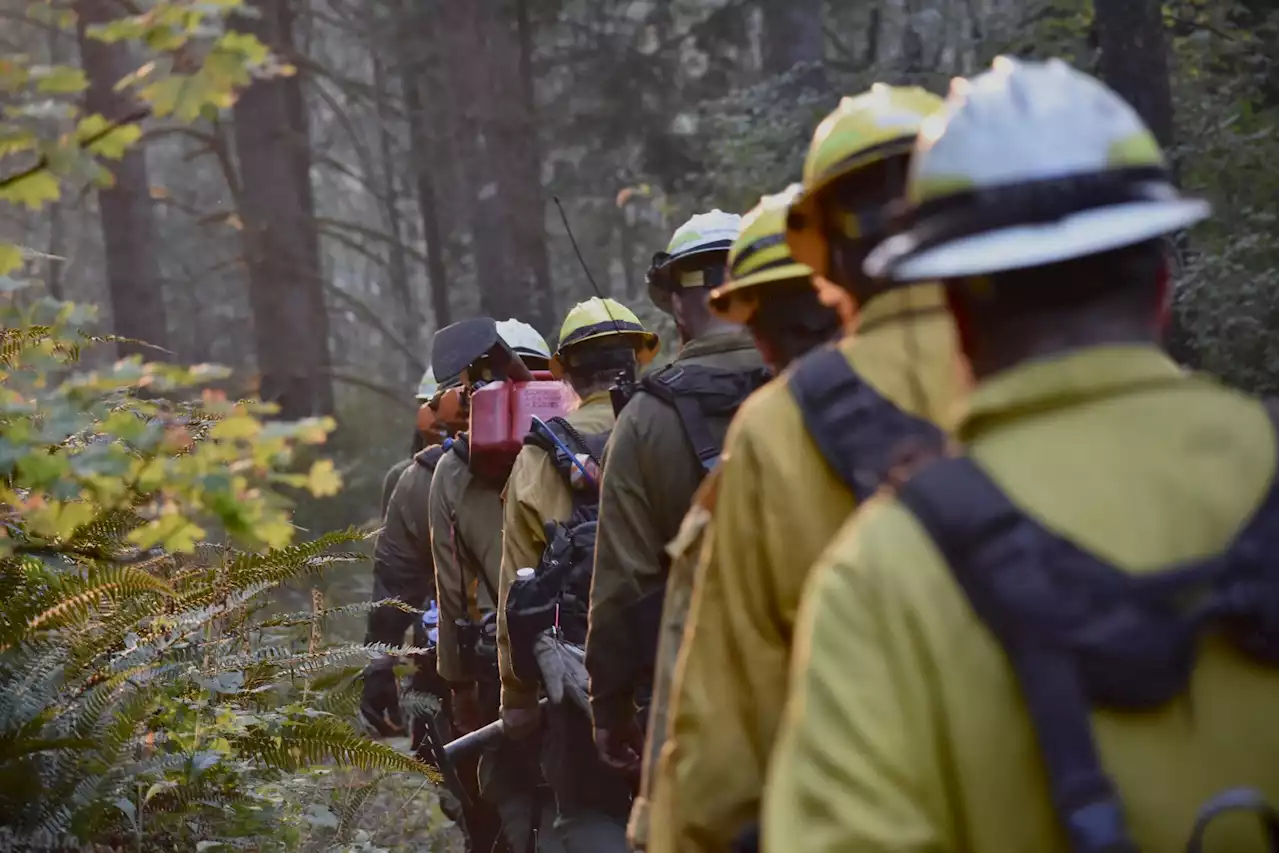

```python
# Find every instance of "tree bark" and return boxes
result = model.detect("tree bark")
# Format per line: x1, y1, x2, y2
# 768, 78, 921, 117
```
231, 0, 333, 418
445, 0, 556, 335
76, 0, 169, 358
370, 43, 418, 384
760, 0, 824, 74
1095, 0, 1175, 148
394, 0, 451, 330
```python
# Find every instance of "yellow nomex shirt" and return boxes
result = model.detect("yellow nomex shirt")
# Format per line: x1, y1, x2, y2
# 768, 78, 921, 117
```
763, 346, 1279, 853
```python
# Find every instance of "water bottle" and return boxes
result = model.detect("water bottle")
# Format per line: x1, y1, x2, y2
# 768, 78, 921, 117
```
422, 599, 439, 646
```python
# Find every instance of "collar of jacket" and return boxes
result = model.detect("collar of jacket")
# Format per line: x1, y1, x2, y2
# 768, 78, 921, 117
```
676, 327, 758, 360
570, 389, 614, 412
852, 282, 947, 336
958, 344, 1184, 442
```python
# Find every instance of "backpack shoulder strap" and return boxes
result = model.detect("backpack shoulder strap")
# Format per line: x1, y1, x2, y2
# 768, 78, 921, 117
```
640, 363, 771, 473
524, 416, 609, 489
415, 444, 446, 473
896, 458, 1136, 853
445, 434, 470, 464
788, 345, 944, 504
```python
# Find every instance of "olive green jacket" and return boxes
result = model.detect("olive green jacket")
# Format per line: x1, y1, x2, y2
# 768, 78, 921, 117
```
586, 328, 763, 730
429, 441, 506, 683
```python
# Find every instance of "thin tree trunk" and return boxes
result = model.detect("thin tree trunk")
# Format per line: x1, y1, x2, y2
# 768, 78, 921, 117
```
760, 0, 824, 74
1095, 0, 1174, 148
232, 0, 332, 418
277, 0, 334, 413
370, 44, 417, 384
76, 0, 169, 357
394, 0, 451, 329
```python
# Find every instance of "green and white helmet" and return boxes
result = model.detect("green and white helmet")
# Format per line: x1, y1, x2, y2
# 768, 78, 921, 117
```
865, 57, 1210, 282
496, 319, 551, 360
647, 209, 742, 311
414, 367, 438, 401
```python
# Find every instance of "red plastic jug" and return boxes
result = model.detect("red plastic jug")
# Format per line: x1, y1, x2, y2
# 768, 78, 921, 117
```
468, 370, 572, 481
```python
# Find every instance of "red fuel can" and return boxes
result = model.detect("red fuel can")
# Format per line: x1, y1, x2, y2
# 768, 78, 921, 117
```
468, 371, 572, 480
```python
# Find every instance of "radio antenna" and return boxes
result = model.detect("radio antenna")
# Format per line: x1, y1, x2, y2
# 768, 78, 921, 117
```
553, 195, 622, 333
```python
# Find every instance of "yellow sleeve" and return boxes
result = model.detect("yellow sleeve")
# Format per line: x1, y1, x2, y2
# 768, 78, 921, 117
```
762, 507, 949, 853
649, 424, 781, 853
497, 448, 551, 711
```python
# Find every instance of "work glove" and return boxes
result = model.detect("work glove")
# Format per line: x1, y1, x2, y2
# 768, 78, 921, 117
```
500, 703, 542, 741
450, 682, 483, 736
360, 657, 405, 737
532, 631, 589, 712
594, 717, 643, 777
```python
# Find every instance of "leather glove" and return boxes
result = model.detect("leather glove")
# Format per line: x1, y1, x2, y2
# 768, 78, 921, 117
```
594, 717, 643, 776
500, 704, 542, 741
450, 682, 483, 736
360, 658, 404, 737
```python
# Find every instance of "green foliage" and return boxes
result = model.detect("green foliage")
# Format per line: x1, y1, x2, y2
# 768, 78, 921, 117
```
0, 299, 441, 849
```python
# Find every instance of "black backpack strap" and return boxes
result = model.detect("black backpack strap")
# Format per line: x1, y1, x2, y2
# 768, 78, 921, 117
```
446, 434, 470, 464
897, 458, 1137, 853
415, 444, 446, 472
640, 363, 771, 473
524, 417, 609, 494
788, 345, 944, 504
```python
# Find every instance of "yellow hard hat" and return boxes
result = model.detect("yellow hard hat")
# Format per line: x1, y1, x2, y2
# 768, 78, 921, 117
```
710, 185, 814, 324
550, 297, 659, 378
786, 84, 944, 279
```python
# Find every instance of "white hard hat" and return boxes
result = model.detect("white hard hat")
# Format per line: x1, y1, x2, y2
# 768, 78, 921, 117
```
414, 367, 438, 401
865, 57, 1210, 281
496, 319, 551, 359
664, 209, 742, 265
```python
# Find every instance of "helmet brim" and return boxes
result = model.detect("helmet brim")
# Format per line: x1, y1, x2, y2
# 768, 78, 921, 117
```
787, 137, 916, 279
711, 263, 813, 299
549, 329, 660, 378
867, 199, 1210, 281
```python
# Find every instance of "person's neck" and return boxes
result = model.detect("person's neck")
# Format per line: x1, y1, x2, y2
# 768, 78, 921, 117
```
682, 317, 739, 344
969, 326, 1159, 381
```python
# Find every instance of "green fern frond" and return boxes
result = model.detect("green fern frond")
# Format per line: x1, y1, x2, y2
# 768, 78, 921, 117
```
256, 598, 420, 630
19, 566, 174, 640
241, 715, 433, 777
224, 527, 367, 587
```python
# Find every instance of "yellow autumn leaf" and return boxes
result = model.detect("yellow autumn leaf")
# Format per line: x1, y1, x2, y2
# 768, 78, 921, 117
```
305, 459, 342, 498
0, 243, 22, 276
31, 64, 88, 95
0, 170, 60, 211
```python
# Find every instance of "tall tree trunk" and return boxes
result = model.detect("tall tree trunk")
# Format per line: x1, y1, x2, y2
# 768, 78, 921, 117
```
451, 0, 555, 334
232, 0, 333, 418
394, 0, 451, 330
1094, 0, 1174, 148
759, 0, 824, 74
440, 0, 508, 322
277, 0, 334, 413
76, 0, 169, 358
370, 44, 418, 384
512, 0, 555, 331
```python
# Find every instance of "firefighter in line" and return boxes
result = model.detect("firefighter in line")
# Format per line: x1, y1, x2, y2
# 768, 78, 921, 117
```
497, 297, 658, 853
430, 319, 562, 852
626, 185, 840, 851
648, 85, 968, 853
763, 56, 1277, 853
361, 367, 465, 737
586, 209, 769, 781
379, 368, 446, 519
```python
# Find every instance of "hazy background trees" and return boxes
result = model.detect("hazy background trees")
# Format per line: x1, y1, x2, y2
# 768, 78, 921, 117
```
3, 0, 1276, 534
